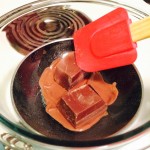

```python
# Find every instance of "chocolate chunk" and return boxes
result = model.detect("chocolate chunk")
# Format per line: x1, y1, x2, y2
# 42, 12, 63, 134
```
57, 84, 107, 128
54, 52, 88, 89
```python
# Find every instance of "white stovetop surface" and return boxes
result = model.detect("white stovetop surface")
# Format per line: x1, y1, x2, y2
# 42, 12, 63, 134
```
0, 0, 150, 150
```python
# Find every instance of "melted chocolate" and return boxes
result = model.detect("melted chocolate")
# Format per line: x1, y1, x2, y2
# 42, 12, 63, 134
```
39, 51, 118, 131
39, 59, 67, 105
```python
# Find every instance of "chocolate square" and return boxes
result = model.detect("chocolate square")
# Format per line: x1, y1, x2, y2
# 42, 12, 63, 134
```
57, 84, 107, 127
54, 52, 87, 89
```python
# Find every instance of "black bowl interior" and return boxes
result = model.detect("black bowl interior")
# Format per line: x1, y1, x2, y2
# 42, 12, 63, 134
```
12, 39, 142, 142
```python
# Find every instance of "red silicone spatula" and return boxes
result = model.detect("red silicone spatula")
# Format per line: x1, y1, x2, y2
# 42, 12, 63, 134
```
73, 7, 150, 72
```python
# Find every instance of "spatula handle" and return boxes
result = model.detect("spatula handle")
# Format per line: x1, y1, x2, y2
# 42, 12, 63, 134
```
130, 16, 150, 42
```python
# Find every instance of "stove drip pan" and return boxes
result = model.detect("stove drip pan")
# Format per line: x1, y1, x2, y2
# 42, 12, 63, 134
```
2, 5, 91, 55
